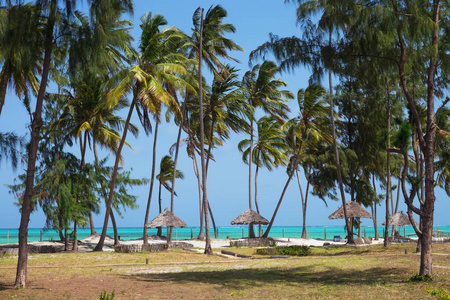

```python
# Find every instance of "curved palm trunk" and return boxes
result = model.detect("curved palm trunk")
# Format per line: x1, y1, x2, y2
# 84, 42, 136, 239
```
143, 120, 159, 245
205, 119, 218, 239
95, 98, 136, 251
248, 119, 255, 238
15, 0, 56, 287
255, 164, 261, 236
262, 162, 296, 238
168, 114, 183, 243
297, 168, 310, 239
111, 209, 120, 246
197, 9, 212, 253
192, 149, 205, 240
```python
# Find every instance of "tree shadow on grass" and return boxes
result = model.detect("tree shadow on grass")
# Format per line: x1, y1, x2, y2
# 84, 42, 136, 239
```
121, 264, 410, 290
0, 281, 13, 291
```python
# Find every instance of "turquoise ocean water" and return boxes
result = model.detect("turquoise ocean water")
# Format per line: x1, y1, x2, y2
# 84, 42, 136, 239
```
1, 226, 450, 244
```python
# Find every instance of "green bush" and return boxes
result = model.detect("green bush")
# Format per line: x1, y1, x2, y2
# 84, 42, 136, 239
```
426, 288, 450, 299
255, 245, 311, 256
99, 290, 115, 300
409, 274, 432, 282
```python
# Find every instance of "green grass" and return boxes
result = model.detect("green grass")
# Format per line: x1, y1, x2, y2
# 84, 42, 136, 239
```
0, 243, 449, 299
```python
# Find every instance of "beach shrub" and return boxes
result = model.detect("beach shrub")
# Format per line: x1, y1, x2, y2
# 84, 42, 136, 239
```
255, 245, 311, 256
99, 290, 115, 300
426, 288, 450, 299
409, 274, 432, 282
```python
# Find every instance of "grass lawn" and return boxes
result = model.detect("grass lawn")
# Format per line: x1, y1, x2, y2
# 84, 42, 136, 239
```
1, 242, 450, 299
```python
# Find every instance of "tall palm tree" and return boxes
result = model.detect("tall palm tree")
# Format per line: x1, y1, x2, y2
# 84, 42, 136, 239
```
241, 60, 292, 237
167, 5, 243, 252
238, 116, 289, 235
137, 12, 193, 245
263, 83, 331, 237
186, 65, 252, 239
95, 18, 193, 251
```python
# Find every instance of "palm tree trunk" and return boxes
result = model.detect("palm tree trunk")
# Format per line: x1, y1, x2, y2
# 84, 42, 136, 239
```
198, 9, 212, 254
88, 212, 97, 236
111, 209, 120, 246
262, 163, 296, 238
372, 174, 380, 240
205, 120, 218, 239
192, 149, 205, 240
255, 164, 261, 237
248, 118, 255, 238
157, 182, 162, 237
64, 229, 68, 252
95, 98, 136, 251
143, 120, 159, 245
168, 100, 187, 243
73, 133, 87, 252
328, 34, 352, 243
15, 0, 56, 288
297, 168, 310, 239
384, 88, 391, 247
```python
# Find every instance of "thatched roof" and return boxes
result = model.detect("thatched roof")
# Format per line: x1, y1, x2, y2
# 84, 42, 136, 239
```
231, 209, 269, 225
328, 201, 373, 219
382, 211, 412, 227
145, 208, 187, 228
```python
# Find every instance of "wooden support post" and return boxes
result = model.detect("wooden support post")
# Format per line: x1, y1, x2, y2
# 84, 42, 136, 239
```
404, 227, 406, 237
40, 230, 43, 242
283, 228, 285, 238
242, 228, 245, 238
324, 228, 326, 240
364, 228, 366, 237
191, 228, 193, 239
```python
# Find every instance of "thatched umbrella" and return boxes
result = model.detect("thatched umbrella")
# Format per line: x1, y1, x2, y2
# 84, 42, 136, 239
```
145, 208, 187, 228
231, 208, 269, 225
231, 209, 269, 238
328, 201, 373, 219
381, 211, 411, 227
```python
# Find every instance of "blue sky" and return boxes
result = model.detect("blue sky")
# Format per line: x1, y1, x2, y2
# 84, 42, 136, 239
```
1, 0, 449, 230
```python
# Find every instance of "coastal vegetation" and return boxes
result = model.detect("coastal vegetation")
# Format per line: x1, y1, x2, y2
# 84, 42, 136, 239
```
1, 0, 450, 291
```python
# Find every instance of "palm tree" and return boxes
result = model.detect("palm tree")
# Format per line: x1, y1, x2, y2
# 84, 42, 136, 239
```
241, 60, 292, 237
137, 12, 192, 246
186, 65, 252, 239
238, 116, 289, 235
263, 83, 331, 237
155, 155, 184, 238
95, 17, 193, 251
166, 5, 243, 252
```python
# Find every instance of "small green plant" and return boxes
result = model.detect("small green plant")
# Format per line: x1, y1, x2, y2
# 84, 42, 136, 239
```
99, 289, 115, 300
409, 274, 432, 282
255, 245, 311, 256
426, 288, 450, 299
